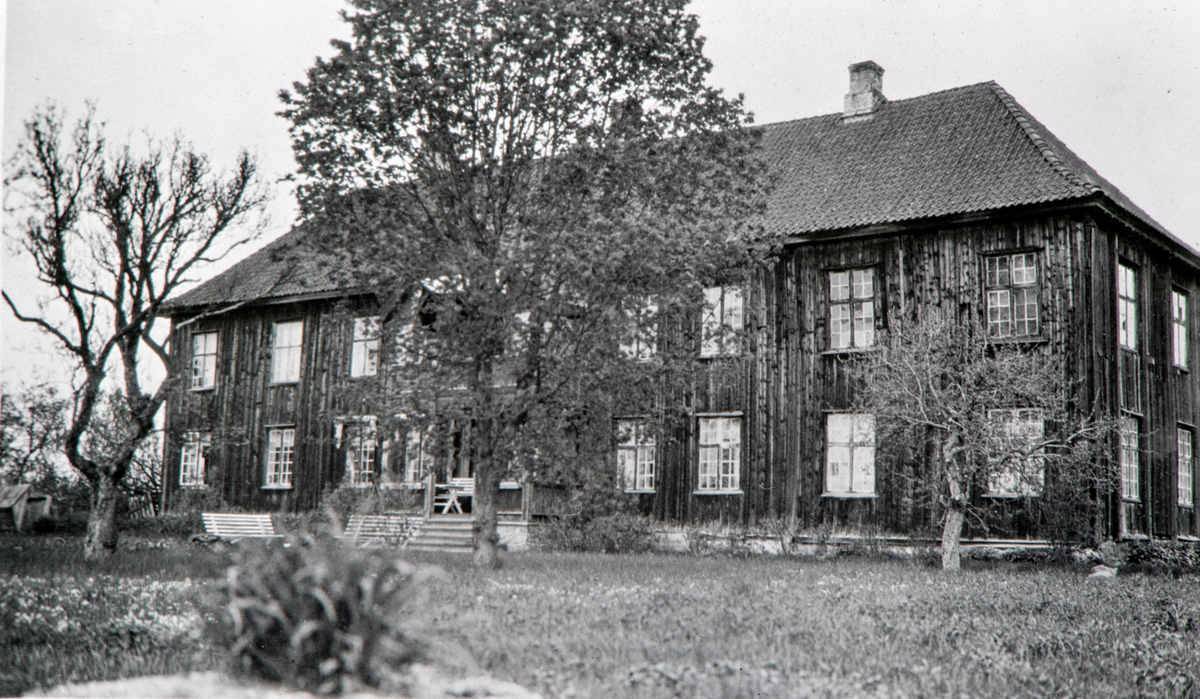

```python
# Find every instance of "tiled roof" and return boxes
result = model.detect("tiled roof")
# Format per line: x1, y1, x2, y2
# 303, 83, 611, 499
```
759, 81, 1169, 237
165, 80, 1181, 312
163, 222, 355, 310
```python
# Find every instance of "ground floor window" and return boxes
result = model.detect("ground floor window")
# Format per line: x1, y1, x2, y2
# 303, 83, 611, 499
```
179, 432, 209, 487
617, 419, 656, 493
1179, 426, 1194, 507
825, 413, 875, 496
345, 428, 377, 487
404, 427, 436, 483
1120, 416, 1139, 501
698, 416, 740, 492
265, 428, 295, 488
986, 408, 1044, 497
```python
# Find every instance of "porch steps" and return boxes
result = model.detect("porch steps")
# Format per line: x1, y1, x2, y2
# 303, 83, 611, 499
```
405, 515, 474, 553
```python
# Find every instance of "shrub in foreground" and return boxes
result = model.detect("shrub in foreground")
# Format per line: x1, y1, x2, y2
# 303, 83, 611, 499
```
215, 535, 434, 694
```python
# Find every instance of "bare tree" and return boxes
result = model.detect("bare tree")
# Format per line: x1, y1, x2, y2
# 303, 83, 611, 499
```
4, 104, 268, 558
853, 313, 1115, 571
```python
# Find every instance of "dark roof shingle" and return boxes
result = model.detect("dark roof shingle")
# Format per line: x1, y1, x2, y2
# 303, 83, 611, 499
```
165, 80, 1183, 312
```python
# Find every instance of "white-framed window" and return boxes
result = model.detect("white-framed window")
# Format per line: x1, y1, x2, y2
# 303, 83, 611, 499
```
1118, 263, 1138, 351
265, 428, 295, 488
179, 432, 210, 487
984, 253, 1039, 339
825, 413, 875, 496
986, 408, 1045, 497
1179, 426, 1194, 507
191, 332, 218, 390
829, 268, 877, 349
272, 321, 304, 383
620, 300, 658, 360
345, 427, 377, 487
1120, 416, 1139, 501
617, 419, 656, 492
350, 317, 380, 377
701, 287, 743, 357
697, 416, 741, 492
404, 427, 436, 483
1173, 290, 1188, 369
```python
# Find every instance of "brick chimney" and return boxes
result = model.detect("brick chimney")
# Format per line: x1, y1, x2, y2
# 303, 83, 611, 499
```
843, 61, 887, 120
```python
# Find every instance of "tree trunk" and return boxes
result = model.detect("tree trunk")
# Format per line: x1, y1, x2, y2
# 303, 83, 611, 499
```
941, 505, 965, 572
472, 417, 503, 569
84, 474, 122, 560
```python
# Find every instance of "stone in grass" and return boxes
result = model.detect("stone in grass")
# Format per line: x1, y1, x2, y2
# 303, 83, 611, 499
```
1087, 564, 1118, 579
29, 668, 543, 699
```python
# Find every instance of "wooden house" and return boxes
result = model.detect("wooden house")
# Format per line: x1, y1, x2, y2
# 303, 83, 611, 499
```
160, 62, 1199, 542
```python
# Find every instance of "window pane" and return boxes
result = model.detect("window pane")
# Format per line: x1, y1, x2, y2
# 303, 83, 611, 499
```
1174, 291, 1188, 368
1179, 428, 1194, 507
851, 446, 875, 494
830, 271, 850, 301
827, 413, 852, 445
987, 290, 1011, 337
826, 446, 851, 493
1013, 287, 1038, 336
1012, 254, 1036, 285
852, 270, 873, 299
986, 256, 1010, 287
1119, 298, 1138, 350
853, 301, 874, 347
830, 304, 851, 349
1120, 417, 1139, 500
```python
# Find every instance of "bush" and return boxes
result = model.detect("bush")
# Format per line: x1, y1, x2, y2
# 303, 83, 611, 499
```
1125, 540, 1200, 575
120, 513, 200, 539
214, 534, 433, 694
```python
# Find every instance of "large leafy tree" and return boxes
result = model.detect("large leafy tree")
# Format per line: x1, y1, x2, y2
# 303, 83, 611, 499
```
281, 0, 771, 567
853, 314, 1115, 571
4, 106, 268, 558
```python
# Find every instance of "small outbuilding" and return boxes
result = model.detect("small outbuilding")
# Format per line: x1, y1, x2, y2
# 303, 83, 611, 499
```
0, 484, 51, 532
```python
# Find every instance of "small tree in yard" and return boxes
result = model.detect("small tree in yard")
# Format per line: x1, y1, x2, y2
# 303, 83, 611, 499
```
1, 383, 70, 485
4, 105, 267, 558
281, 0, 772, 567
853, 313, 1115, 571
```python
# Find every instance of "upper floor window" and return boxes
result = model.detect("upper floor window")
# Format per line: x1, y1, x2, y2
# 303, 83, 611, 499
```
1120, 416, 1139, 501
265, 427, 295, 488
191, 332, 218, 390
985, 408, 1044, 497
1173, 290, 1188, 369
1179, 426, 1194, 508
701, 287, 742, 357
350, 317, 380, 377
984, 253, 1039, 338
179, 432, 209, 487
1118, 263, 1138, 351
697, 416, 740, 492
620, 300, 658, 361
829, 268, 876, 349
617, 419, 656, 493
272, 321, 304, 384
825, 413, 875, 496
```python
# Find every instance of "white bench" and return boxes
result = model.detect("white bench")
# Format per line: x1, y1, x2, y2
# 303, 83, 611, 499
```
342, 514, 419, 546
434, 478, 475, 514
202, 512, 281, 541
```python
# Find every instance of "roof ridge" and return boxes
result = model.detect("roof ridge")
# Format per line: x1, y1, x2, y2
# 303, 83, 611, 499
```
754, 81, 1002, 130
985, 82, 1098, 197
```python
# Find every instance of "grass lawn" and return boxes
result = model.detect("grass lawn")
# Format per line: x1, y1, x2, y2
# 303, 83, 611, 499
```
3, 536, 1199, 698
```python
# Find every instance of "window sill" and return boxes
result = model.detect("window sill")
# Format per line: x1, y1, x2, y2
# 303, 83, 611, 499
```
348, 374, 378, 380
625, 489, 656, 495
189, 386, 216, 393
986, 336, 1048, 346
821, 347, 879, 356
262, 484, 293, 491
179, 483, 207, 489
1179, 503, 1195, 510
270, 381, 300, 387
698, 354, 742, 361
982, 492, 1042, 499
694, 489, 743, 496
1121, 498, 1142, 504
822, 492, 877, 499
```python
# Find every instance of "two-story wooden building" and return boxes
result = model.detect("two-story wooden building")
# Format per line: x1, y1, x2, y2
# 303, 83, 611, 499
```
161, 62, 1198, 542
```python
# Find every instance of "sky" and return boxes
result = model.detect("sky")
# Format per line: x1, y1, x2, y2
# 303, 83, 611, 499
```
4, 0, 1200, 391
